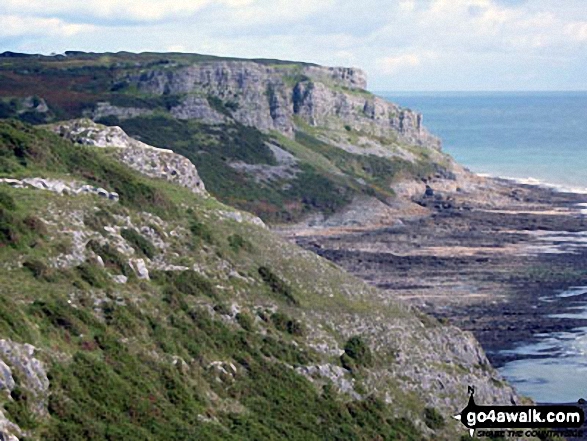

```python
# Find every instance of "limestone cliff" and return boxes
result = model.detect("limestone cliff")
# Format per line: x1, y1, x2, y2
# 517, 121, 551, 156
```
0, 52, 453, 223
106, 61, 439, 149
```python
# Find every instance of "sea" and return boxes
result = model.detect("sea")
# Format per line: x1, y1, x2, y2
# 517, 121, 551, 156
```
379, 91, 587, 193
380, 91, 587, 403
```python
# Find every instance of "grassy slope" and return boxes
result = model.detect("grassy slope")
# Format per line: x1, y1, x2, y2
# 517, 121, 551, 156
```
0, 52, 450, 224
0, 120, 468, 440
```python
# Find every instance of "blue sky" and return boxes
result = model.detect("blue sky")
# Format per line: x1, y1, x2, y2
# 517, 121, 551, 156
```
0, 0, 586, 91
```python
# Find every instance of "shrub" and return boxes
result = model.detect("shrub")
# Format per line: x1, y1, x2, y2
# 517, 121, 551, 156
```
189, 219, 214, 244
22, 215, 47, 236
424, 407, 446, 430
207, 95, 233, 117
270, 312, 304, 336
23, 259, 51, 280
86, 240, 133, 276
75, 262, 108, 288
121, 228, 157, 259
342, 336, 372, 368
83, 209, 116, 233
152, 270, 216, 299
258, 266, 298, 305
0, 190, 47, 248
228, 233, 251, 253
236, 313, 254, 331
0, 190, 16, 210
4, 386, 38, 430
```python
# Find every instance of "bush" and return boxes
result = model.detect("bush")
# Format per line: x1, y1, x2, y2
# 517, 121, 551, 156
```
258, 266, 298, 305
83, 209, 116, 233
0, 189, 47, 248
228, 234, 251, 253
121, 228, 157, 259
342, 336, 372, 368
236, 313, 254, 331
75, 262, 108, 289
152, 270, 216, 299
270, 312, 304, 336
86, 240, 133, 276
23, 259, 51, 280
4, 386, 38, 430
424, 407, 446, 430
0, 190, 16, 210
189, 219, 214, 244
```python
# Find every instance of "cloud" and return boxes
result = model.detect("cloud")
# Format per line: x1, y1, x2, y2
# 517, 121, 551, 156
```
566, 21, 587, 42
376, 53, 422, 74
0, 0, 586, 90
0, 15, 94, 37
1, 0, 249, 23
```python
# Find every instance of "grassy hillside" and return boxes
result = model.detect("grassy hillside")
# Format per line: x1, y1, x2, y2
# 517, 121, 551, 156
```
0, 120, 492, 440
0, 52, 453, 224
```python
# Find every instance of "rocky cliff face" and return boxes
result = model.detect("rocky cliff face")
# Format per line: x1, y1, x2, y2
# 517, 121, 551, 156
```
47, 119, 207, 196
117, 61, 439, 149
0, 52, 453, 224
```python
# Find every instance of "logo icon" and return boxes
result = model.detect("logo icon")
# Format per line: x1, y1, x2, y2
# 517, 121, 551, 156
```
454, 386, 585, 438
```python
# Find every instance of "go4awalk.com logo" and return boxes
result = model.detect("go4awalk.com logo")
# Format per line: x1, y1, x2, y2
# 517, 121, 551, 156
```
454, 387, 585, 439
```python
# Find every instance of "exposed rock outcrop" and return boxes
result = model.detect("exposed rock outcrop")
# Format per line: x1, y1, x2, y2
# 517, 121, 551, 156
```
47, 119, 207, 196
121, 62, 439, 148
0, 340, 50, 441
0, 177, 119, 200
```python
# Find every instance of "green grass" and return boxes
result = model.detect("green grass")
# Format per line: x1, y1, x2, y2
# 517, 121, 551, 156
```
0, 120, 176, 217
0, 50, 452, 225
101, 115, 362, 223
0, 98, 465, 441
121, 228, 157, 259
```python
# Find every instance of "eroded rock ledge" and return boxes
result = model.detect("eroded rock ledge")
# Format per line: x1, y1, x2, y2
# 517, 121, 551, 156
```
47, 119, 207, 196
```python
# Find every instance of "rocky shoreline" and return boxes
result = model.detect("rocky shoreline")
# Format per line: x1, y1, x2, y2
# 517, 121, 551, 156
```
278, 177, 587, 373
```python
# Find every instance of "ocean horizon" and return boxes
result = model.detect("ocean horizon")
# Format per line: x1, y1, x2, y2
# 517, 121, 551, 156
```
378, 91, 587, 194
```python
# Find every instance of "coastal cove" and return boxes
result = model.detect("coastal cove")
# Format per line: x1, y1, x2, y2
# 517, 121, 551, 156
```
286, 91, 587, 404
286, 178, 587, 405
381, 91, 587, 403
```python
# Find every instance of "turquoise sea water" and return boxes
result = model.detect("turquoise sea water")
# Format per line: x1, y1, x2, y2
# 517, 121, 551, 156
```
379, 92, 587, 192
380, 92, 587, 403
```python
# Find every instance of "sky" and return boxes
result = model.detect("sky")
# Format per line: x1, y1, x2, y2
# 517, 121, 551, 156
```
0, 0, 586, 91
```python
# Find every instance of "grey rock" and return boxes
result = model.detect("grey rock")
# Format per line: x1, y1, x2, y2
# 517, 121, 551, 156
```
122, 61, 439, 149
0, 360, 15, 391
0, 339, 49, 418
129, 258, 149, 280
20, 96, 49, 113
296, 363, 361, 400
111, 275, 128, 284
0, 177, 120, 201
170, 96, 227, 123
47, 119, 207, 196
216, 210, 267, 229
88, 102, 154, 120
0, 411, 20, 441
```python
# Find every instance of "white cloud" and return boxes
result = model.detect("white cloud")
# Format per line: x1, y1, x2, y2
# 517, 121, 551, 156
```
218, 0, 335, 27
376, 52, 431, 74
566, 21, 587, 42
167, 45, 187, 52
0, 15, 94, 37
1, 0, 249, 22
1, 0, 586, 90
